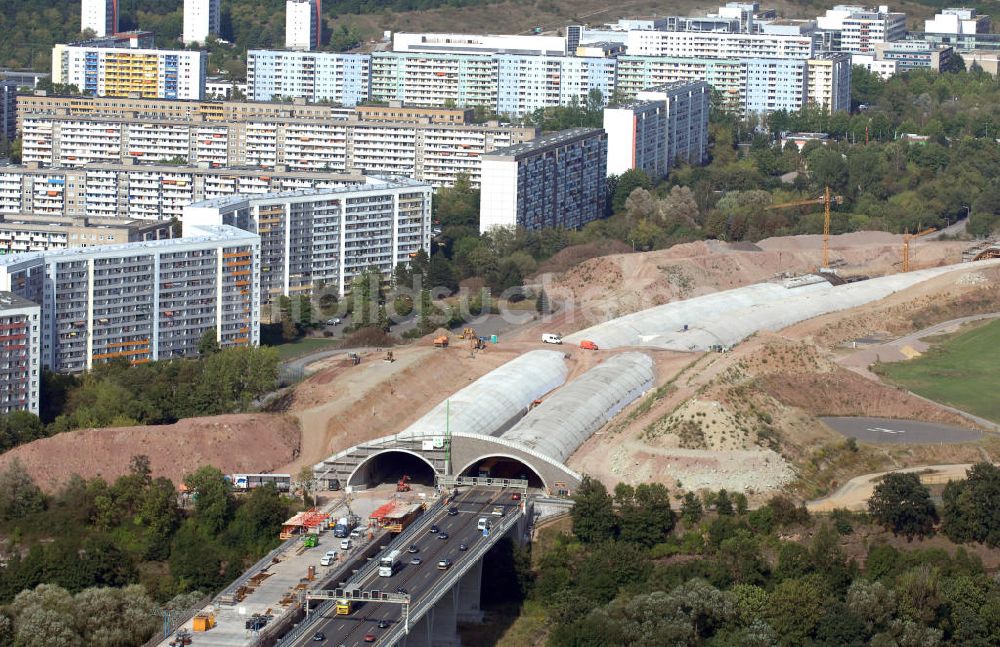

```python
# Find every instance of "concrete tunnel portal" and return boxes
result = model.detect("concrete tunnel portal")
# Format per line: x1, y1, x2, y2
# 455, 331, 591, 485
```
348, 450, 437, 489
458, 455, 547, 490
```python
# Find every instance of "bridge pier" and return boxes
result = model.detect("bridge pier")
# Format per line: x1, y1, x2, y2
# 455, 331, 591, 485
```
455, 559, 483, 623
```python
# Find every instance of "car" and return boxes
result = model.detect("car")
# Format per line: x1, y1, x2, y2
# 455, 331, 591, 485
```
350, 528, 362, 539
326, 317, 341, 325
491, 506, 505, 517
407, 544, 419, 553
579, 340, 599, 350
437, 558, 453, 569
396, 586, 408, 595
458, 543, 468, 551
364, 632, 376, 643
511, 492, 521, 501
438, 532, 449, 540
429, 524, 440, 533
378, 619, 389, 629
312, 632, 326, 641
447, 507, 459, 516
410, 557, 423, 565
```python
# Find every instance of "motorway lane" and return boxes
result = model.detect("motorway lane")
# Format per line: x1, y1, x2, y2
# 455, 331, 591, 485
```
294, 487, 515, 647
821, 416, 984, 444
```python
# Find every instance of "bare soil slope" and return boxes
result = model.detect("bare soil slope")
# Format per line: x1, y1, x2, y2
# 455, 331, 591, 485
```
0, 414, 300, 492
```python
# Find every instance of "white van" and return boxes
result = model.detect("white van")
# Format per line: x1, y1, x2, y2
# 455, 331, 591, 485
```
477, 517, 492, 531
541, 333, 562, 344
320, 550, 337, 566
340, 538, 352, 551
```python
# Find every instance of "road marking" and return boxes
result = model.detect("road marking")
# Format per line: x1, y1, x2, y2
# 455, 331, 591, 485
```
867, 427, 906, 434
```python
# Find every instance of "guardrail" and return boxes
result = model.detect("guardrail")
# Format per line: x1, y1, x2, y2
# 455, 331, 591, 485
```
383, 507, 523, 644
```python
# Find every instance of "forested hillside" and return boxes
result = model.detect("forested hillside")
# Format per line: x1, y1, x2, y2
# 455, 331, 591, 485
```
0, 0, 509, 72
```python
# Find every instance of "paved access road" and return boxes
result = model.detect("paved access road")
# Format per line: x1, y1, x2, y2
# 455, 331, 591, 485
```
821, 416, 983, 444
289, 487, 516, 647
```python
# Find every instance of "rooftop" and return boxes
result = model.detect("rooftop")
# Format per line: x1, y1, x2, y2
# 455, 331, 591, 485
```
486, 127, 604, 158
0, 224, 256, 268
0, 292, 38, 311
185, 176, 430, 209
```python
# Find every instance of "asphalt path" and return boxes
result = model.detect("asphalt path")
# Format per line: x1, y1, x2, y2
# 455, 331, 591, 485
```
821, 416, 983, 444
289, 487, 514, 647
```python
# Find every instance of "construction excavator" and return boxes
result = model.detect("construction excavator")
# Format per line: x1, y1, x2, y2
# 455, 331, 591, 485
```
396, 475, 411, 492
766, 186, 843, 271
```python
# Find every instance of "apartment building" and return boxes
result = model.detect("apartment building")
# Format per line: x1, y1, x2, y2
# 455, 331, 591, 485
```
743, 58, 808, 114
617, 56, 746, 112
51, 45, 206, 100
1, 80, 15, 141
17, 110, 535, 188
807, 52, 852, 111
924, 8, 991, 35
495, 54, 617, 115
81, 0, 117, 38
286, 0, 322, 51
247, 50, 370, 104
816, 5, 906, 54
604, 81, 710, 178
625, 30, 817, 59
16, 94, 352, 130
0, 224, 260, 373
872, 41, 955, 71
0, 163, 364, 221
0, 293, 40, 414
183, 178, 432, 301
392, 32, 568, 55
0, 214, 172, 254
479, 128, 608, 233
370, 52, 497, 109
184, 0, 221, 45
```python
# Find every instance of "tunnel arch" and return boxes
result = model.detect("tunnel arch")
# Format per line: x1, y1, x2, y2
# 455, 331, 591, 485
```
348, 449, 438, 489
457, 454, 548, 490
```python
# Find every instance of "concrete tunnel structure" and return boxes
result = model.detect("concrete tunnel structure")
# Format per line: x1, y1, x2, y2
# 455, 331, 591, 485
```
313, 351, 656, 495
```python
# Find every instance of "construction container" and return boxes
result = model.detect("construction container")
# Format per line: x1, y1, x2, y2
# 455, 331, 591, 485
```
192, 614, 215, 632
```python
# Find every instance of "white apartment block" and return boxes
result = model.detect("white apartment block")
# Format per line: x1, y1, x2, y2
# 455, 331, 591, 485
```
286, 0, 321, 51
52, 45, 206, 100
81, 0, 117, 38
18, 112, 535, 188
480, 128, 608, 233
0, 224, 260, 373
183, 178, 432, 301
0, 214, 171, 254
626, 30, 817, 60
807, 52, 852, 112
0, 294, 40, 414
924, 8, 991, 35
183, 0, 221, 45
0, 164, 363, 222
392, 32, 568, 55
248, 50, 370, 104
816, 5, 906, 54
605, 81, 710, 178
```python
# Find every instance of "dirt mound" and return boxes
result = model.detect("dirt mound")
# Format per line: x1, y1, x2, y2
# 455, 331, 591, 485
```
0, 414, 300, 492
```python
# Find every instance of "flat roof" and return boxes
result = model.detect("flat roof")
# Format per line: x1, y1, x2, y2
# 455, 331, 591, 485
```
186, 176, 430, 209
0, 292, 38, 310
486, 127, 604, 158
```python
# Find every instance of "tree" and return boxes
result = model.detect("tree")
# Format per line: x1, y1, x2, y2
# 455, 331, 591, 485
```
808, 147, 849, 194
197, 329, 220, 356
715, 489, 734, 516
868, 472, 937, 540
184, 466, 232, 535
535, 288, 550, 314
942, 462, 1000, 546
427, 254, 458, 294
611, 169, 652, 214
298, 294, 313, 328
571, 476, 617, 544
614, 483, 675, 547
0, 459, 45, 521
681, 492, 703, 525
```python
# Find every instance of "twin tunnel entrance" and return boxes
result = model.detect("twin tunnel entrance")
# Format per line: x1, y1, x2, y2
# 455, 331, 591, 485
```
348, 450, 546, 490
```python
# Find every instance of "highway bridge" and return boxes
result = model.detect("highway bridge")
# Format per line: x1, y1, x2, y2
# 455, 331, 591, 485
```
280, 480, 527, 647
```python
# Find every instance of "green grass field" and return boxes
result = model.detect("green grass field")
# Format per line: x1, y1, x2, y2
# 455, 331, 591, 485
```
270, 337, 342, 361
880, 319, 1000, 424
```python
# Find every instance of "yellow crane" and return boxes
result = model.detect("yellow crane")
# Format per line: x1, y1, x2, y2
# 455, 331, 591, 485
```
766, 186, 843, 270
901, 227, 936, 272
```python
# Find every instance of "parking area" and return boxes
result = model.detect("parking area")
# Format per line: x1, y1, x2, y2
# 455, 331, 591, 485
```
821, 416, 984, 445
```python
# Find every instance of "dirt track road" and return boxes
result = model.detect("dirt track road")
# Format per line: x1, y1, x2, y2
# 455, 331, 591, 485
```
807, 463, 976, 512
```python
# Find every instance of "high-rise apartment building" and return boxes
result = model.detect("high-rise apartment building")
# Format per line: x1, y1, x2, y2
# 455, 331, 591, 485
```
604, 81, 710, 178
625, 29, 817, 59
807, 52, 852, 111
0, 80, 16, 141
816, 5, 906, 54
183, 178, 432, 301
0, 293, 40, 415
81, 0, 118, 38
479, 128, 608, 233
248, 50, 369, 103
52, 45, 206, 99
286, 0, 322, 51
0, 224, 260, 373
183, 0, 221, 45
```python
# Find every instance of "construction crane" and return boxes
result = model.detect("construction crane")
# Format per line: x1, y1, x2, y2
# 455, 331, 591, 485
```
766, 186, 843, 270
901, 227, 937, 272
